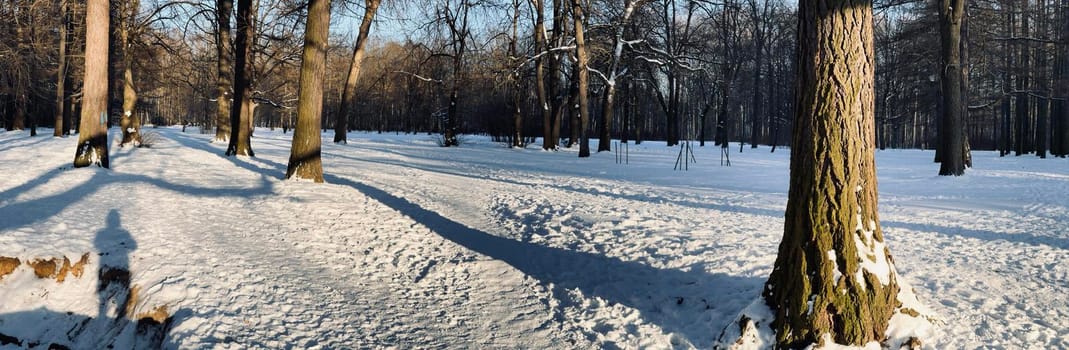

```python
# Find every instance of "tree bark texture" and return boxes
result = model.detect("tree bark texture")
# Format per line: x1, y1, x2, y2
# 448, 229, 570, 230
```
226, 0, 255, 157
938, 0, 966, 175
763, 0, 901, 346
334, 0, 379, 144
214, 0, 234, 143
74, 0, 110, 168
286, 0, 330, 182
573, 0, 591, 158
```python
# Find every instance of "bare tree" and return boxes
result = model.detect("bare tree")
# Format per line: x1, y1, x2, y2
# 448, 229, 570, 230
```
334, 0, 381, 144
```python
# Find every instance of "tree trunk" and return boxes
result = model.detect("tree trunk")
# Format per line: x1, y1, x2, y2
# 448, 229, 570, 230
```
119, 0, 140, 146
534, 0, 553, 150
763, 0, 905, 346
74, 0, 110, 168
1055, 0, 1069, 157
214, 0, 233, 143
510, 0, 524, 148
226, 0, 255, 157
938, 0, 966, 175
334, 0, 380, 144
573, 0, 591, 158
55, 0, 70, 137
285, 0, 330, 182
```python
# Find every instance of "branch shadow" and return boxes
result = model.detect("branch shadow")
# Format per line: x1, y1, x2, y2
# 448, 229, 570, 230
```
0, 210, 186, 349
323, 173, 763, 348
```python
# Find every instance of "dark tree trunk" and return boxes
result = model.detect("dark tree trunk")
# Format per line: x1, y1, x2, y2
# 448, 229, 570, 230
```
938, 0, 966, 175
74, 0, 110, 168
285, 0, 331, 182
226, 0, 255, 156
334, 0, 379, 144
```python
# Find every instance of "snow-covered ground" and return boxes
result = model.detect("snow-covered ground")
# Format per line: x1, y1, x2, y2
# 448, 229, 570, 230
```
0, 127, 1066, 349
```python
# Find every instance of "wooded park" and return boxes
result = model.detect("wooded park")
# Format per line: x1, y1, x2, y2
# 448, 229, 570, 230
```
0, 0, 1066, 348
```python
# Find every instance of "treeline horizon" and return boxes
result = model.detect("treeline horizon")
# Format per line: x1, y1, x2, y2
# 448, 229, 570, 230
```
0, 0, 1066, 156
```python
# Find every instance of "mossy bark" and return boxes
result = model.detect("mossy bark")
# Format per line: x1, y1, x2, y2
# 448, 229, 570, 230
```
763, 0, 899, 347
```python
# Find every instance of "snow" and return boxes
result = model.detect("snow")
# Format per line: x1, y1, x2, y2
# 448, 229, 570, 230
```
1, 127, 1068, 349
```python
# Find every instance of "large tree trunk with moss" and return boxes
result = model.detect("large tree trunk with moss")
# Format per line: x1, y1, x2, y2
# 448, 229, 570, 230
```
226, 0, 255, 157
285, 0, 330, 182
759, 0, 911, 346
214, 0, 234, 143
333, 0, 379, 144
74, 0, 110, 168
937, 0, 966, 175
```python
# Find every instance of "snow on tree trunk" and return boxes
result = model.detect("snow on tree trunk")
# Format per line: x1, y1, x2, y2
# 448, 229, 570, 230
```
214, 0, 234, 143
717, 0, 938, 347
74, 0, 110, 168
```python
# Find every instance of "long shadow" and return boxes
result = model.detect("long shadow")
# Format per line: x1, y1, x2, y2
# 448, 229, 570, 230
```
0, 210, 182, 349
324, 173, 762, 347
0, 133, 53, 153
883, 220, 1069, 250
168, 132, 285, 179
325, 150, 785, 220
0, 162, 275, 233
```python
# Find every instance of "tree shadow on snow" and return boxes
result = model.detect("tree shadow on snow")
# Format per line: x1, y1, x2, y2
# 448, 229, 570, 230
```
0, 210, 186, 349
326, 174, 763, 348
883, 220, 1069, 250
0, 136, 276, 232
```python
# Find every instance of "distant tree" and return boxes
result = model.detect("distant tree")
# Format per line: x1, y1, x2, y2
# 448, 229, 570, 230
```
226, 0, 255, 156
74, 0, 110, 168
334, 0, 381, 144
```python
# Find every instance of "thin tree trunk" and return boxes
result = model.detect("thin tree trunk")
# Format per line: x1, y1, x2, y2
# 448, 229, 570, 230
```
55, 0, 70, 137
334, 0, 380, 144
534, 0, 552, 150
573, 0, 591, 158
226, 0, 255, 156
74, 0, 110, 168
285, 0, 330, 182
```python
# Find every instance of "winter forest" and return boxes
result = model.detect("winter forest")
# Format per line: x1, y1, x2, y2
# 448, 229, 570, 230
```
0, 0, 1067, 348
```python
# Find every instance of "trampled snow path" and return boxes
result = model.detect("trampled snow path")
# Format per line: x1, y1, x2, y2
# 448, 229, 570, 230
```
0, 127, 1066, 349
